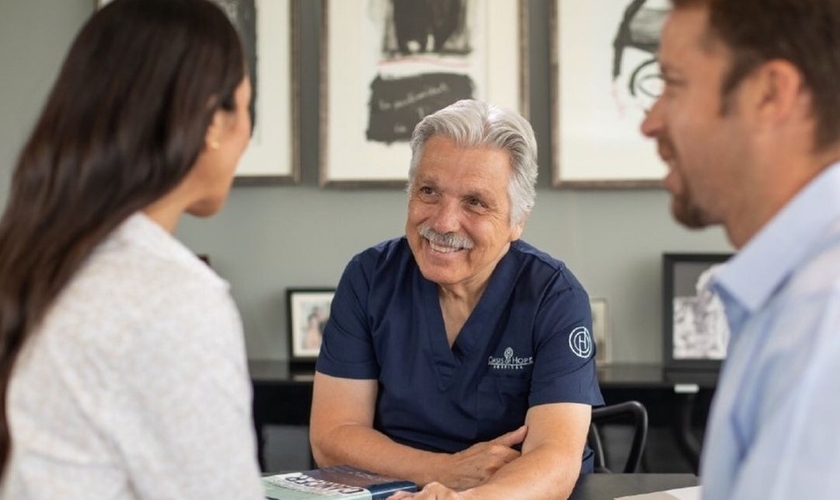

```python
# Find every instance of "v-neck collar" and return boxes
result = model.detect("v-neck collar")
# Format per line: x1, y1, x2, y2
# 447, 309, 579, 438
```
419, 246, 522, 390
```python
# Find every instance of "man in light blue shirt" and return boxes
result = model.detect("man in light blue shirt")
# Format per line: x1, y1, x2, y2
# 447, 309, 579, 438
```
641, 0, 840, 499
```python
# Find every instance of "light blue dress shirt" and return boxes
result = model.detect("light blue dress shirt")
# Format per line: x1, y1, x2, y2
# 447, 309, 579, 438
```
701, 162, 840, 500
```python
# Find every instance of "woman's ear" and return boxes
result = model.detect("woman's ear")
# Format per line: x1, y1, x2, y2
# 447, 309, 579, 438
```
204, 108, 226, 150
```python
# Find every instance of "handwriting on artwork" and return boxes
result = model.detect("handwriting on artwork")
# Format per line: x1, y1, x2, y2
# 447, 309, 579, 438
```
366, 73, 474, 144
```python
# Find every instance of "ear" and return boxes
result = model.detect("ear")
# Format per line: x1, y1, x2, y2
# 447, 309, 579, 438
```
510, 217, 526, 242
748, 60, 807, 125
204, 108, 227, 150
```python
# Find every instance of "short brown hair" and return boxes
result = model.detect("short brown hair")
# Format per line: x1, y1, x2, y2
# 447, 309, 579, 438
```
672, 0, 840, 151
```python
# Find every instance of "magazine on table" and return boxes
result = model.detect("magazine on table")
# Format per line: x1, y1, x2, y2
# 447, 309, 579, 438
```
263, 464, 417, 499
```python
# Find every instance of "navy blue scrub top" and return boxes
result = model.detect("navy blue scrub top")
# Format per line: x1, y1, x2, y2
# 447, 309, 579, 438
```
317, 238, 604, 473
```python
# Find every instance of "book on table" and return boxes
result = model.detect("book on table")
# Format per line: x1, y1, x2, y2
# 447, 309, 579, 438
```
263, 464, 418, 499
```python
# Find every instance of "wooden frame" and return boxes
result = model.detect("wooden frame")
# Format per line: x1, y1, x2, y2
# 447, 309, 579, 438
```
662, 253, 732, 372
95, 0, 299, 184
320, 0, 528, 187
286, 288, 335, 363
550, 0, 668, 188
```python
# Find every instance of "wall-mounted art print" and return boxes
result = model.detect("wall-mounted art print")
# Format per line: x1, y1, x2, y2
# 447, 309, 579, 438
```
320, 0, 528, 187
551, 0, 669, 187
662, 253, 733, 372
95, 0, 299, 184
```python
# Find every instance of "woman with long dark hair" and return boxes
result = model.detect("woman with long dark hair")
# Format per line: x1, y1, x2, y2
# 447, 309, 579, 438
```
0, 0, 264, 498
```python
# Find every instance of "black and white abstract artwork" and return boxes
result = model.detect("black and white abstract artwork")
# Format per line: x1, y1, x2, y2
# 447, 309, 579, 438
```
365, 0, 475, 144
671, 262, 728, 361
662, 253, 732, 370
552, 0, 669, 187
322, 0, 525, 185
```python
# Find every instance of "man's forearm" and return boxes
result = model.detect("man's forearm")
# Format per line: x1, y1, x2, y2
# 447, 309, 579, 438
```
312, 424, 444, 486
460, 444, 579, 500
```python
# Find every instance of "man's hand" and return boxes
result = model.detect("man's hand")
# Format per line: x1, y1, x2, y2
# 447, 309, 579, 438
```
432, 425, 528, 490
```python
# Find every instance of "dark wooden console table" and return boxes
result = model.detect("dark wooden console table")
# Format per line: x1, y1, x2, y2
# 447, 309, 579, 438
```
250, 361, 717, 472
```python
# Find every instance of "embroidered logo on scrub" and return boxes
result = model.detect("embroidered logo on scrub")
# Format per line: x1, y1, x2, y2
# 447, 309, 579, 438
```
569, 327, 593, 358
488, 346, 534, 370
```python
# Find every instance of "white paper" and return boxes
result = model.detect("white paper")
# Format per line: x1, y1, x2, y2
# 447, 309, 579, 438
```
616, 485, 701, 500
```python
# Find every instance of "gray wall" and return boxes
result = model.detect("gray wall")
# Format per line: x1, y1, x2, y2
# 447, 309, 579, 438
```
0, 0, 732, 364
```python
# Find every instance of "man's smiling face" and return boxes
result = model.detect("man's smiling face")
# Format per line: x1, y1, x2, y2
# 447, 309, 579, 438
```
406, 135, 523, 291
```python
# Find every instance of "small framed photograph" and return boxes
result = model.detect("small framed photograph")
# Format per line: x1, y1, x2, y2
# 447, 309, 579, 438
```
662, 253, 733, 371
287, 288, 335, 362
590, 298, 610, 365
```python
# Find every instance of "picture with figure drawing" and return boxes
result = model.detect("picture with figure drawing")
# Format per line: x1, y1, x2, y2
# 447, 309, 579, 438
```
552, 0, 670, 185
366, 0, 477, 145
321, 0, 524, 184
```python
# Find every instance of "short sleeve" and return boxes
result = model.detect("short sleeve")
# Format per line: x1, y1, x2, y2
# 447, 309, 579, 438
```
529, 276, 604, 407
316, 255, 380, 379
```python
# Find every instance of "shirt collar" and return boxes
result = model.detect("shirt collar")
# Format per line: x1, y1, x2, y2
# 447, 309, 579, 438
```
714, 161, 840, 315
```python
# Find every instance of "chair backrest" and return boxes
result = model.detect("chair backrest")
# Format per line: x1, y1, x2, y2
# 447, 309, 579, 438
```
588, 400, 648, 473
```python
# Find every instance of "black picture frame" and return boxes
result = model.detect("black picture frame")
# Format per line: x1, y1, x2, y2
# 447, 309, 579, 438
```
662, 253, 733, 372
286, 288, 335, 368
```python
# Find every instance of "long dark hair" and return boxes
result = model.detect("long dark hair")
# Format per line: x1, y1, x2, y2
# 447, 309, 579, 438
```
0, 0, 245, 473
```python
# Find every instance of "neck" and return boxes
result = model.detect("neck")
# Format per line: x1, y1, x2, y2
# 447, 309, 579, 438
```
725, 148, 840, 248
438, 281, 487, 312
143, 201, 182, 234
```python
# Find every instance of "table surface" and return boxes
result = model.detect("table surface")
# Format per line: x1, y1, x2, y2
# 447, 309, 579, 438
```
569, 474, 698, 500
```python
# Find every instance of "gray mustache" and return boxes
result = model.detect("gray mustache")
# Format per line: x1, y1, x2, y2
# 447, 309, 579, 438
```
418, 225, 474, 250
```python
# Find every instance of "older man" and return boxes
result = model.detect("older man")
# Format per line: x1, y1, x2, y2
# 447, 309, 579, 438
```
642, 1, 840, 499
310, 100, 602, 500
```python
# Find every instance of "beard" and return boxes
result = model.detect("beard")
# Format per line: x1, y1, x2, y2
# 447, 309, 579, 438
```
670, 187, 711, 229
658, 137, 713, 230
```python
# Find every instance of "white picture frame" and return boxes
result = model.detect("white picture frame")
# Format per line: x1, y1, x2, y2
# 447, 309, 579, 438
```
320, 0, 528, 187
590, 297, 611, 365
95, 0, 299, 184
550, 0, 668, 188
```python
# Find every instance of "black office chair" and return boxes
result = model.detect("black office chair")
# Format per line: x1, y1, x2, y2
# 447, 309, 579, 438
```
588, 400, 648, 473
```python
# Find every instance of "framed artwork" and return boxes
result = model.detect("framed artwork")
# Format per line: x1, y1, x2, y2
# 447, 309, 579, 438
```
95, 0, 299, 184
662, 253, 733, 371
590, 297, 611, 365
286, 288, 335, 363
320, 0, 528, 187
550, 0, 668, 187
